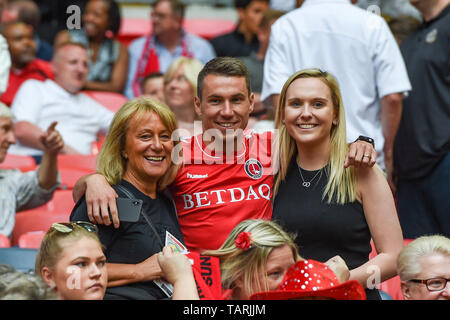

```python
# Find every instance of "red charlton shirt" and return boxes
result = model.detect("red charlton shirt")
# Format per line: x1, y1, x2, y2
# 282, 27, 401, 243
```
170, 130, 274, 252
0, 59, 54, 106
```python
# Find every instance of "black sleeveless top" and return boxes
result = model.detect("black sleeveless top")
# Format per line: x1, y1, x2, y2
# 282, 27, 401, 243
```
272, 159, 381, 300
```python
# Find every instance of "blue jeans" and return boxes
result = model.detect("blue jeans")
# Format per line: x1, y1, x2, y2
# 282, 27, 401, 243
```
397, 152, 450, 239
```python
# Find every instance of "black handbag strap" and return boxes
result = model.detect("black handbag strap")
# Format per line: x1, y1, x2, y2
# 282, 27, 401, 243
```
115, 184, 164, 249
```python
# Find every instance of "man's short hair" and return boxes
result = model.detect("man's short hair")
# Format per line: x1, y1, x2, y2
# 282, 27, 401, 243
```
0, 20, 27, 36
141, 71, 164, 92
0, 102, 14, 119
234, 0, 269, 10
52, 41, 87, 61
153, 0, 185, 19
197, 57, 252, 100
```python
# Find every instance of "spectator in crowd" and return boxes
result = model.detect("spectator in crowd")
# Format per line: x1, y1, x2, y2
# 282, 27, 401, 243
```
70, 98, 185, 300
8, 42, 114, 159
54, 0, 129, 93
397, 235, 450, 300
203, 219, 356, 300
0, 264, 57, 300
5, 0, 53, 61
203, 219, 302, 300
262, 0, 411, 190
163, 57, 203, 137
0, 102, 63, 238
271, 69, 404, 300
210, 0, 269, 58
161, 219, 355, 300
250, 259, 366, 300
73, 57, 375, 254
140, 71, 164, 102
393, 0, 450, 239
36, 221, 108, 300
387, 15, 421, 44
0, 21, 53, 106
125, 0, 215, 98
238, 9, 284, 129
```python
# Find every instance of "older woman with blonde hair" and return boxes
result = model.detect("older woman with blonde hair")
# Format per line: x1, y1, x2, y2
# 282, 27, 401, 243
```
398, 235, 450, 300
70, 97, 185, 300
271, 68, 404, 300
163, 57, 204, 137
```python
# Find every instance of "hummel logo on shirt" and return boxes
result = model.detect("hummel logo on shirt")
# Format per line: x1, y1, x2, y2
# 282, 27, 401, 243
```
187, 173, 208, 179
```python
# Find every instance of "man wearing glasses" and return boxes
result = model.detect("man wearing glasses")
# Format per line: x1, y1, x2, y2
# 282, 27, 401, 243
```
124, 0, 216, 98
397, 235, 450, 300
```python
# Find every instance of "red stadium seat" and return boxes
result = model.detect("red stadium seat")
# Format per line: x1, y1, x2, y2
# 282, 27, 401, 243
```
91, 134, 106, 156
0, 154, 37, 172
18, 230, 46, 249
11, 190, 75, 245
58, 167, 93, 190
116, 18, 236, 46
184, 18, 236, 40
0, 233, 11, 248
370, 239, 415, 300
83, 90, 128, 113
12, 211, 70, 246
57, 154, 97, 172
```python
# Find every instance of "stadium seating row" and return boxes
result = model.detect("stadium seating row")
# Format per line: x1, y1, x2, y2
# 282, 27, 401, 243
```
116, 18, 236, 46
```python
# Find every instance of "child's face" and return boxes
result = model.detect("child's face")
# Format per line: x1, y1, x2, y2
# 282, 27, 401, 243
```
47, 237, 107, 300
142, 77, 165, 102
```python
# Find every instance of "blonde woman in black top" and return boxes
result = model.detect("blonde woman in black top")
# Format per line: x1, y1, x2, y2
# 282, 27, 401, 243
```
272, 68, 404, 300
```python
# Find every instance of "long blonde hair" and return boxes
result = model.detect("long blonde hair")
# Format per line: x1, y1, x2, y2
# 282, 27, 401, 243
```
203, 219, 302, 296
273, 68, 356, 204
97, 97, 181, 190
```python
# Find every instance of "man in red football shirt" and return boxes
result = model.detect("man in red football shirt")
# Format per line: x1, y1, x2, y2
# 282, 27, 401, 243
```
72, 57, 376, 252
0, 21, 53, 106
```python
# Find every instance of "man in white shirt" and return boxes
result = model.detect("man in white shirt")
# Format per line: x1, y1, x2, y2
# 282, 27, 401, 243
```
9, 42, 114, 158
261, 0, 411, 190
0, 34, 11, 94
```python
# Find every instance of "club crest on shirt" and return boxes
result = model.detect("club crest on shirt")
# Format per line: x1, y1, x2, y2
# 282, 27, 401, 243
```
245, 159, 263, 179
425, 28, 438, 43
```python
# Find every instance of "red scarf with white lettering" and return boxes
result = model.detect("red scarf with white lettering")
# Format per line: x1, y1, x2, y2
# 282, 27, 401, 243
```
132, 32, 193, 97
186, 252, 226, 300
